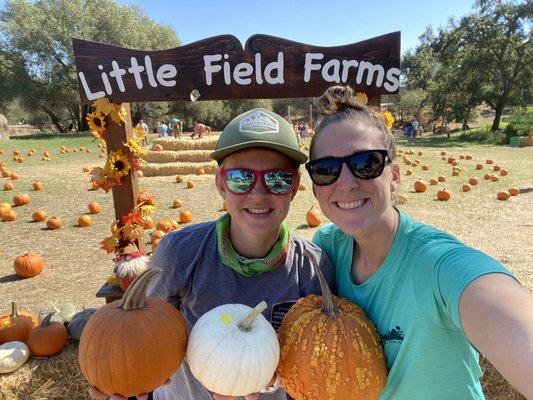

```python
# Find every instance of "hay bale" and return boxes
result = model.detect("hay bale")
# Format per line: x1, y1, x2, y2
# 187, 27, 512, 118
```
141, 161, 218, 176
0, 342, 90, 400
143, 150, 213, 164
153, 137, 218, 151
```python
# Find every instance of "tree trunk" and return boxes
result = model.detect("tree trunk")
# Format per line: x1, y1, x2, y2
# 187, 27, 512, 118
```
78, 104, 89, 132
491, 105, 504, 131
40, 105, 66, 132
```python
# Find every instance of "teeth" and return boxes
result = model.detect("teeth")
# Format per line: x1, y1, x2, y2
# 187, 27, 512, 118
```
337, 200, 365, 210
247, 208, 270, 214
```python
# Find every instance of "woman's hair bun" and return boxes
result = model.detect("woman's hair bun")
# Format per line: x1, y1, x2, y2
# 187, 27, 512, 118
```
318, 85, 365, 115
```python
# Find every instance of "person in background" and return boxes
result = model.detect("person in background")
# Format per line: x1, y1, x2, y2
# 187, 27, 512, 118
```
190, 123, 211, 139
410, 117, 419, 138
157, 121, 168, 138
305, 85, 533, 400
89, 108, 335, 400
136, 119, 149, 146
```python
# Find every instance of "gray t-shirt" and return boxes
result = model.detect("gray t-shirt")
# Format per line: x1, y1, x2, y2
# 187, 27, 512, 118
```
147, 221, 335, 400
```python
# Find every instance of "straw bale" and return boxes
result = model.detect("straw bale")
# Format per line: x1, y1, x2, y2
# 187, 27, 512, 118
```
0, 342, 90, 400
143, 150, 213, 164
152, 137, 218, 151
141, 161, 218, 176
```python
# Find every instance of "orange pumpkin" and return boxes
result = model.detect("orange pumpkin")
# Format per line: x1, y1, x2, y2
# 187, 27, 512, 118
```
500, 169, 508, 176
175, 175, 183, 183
413, 179, 427, 193
27, 313, 68, 357
156, 220, 173, 233
491, 175, 500, 182
10, 172, 20, 180
468, 177, 479, 186
78, 215, 93, 227
151, 230, 165, 242
405, 169, 413, 176
179, 211, 193, 224
462, 183, 472, 192
170, 219, 179, 230
497, 190, 510, 201
475, 164, 483, 170
429, 178, 438, 186
33, 181, 44, 191
142, 216, 155, 229
298, 183, 307, 191
78, 269, 188, 397
278, 252, 387, 400
32, 210, 47, 222
465, 154, 473, 160
0, 302, 39, 344
508, 187, 519, 196
484, 173, 493, 180
440, 151, 447, 156
421, 164, 429, 170
152, 144, 164, 152
88, 201, 102, 214
305, 206, 322, 227
1, 209, 16, 221
13, 252, 44, 278
452, 170, 460, 176
46, 216, 63, 230
437, 176, 446, 183
486, 159, 494, 164
196, 168, 206, 176
152, 238, 161, 250
3, 182, 14, 191
13, 192, 31, 206
493, 165, 501, 172
437, 188, 451, 201
186, 180, 195, 189
172, 199, 183, 209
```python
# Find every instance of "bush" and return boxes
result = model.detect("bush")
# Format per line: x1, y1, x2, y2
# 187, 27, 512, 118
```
502, 107, 533, 136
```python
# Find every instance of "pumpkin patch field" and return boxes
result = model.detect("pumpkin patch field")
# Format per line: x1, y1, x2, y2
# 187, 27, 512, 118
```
0, 133, 531, 399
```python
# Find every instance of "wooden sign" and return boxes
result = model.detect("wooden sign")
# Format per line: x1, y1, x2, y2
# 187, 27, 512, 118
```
73, 32, 400, 104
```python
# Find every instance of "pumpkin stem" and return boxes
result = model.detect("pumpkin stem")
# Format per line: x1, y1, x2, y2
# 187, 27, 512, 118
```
237, 301, 267, 332
41, 312, 54, 328
119, 268, 161, 311
10, 301, 18, 317
304, 250, 337, 317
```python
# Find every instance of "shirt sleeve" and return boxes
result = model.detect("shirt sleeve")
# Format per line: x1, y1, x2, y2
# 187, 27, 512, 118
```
432, 243, 514, 333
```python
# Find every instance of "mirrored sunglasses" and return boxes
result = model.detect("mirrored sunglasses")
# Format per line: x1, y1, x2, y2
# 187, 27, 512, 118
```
221, 168, 298, 195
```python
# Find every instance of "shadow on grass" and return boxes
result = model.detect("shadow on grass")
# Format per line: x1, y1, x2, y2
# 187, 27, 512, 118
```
0, 273, 20, 283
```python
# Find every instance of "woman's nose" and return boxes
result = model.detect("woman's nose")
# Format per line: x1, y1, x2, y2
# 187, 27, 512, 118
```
248, 176, 270, 197
336, 163, 358, 191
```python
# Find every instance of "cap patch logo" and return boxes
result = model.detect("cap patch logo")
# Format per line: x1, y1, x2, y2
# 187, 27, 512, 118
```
239, 110, 279, 134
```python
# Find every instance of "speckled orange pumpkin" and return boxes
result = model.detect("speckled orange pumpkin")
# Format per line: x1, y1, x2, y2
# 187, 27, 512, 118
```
179, 211, 193, 223
278, 252, 387, 400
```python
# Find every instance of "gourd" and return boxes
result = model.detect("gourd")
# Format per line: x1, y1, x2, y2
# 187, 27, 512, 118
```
187, 301, 279, 396
67, 308, 97, 341
0, 302, 39, 344
13, 252, 45, 278
79, 268, 187, 397
27, 313, 68, 357
0, 341, 30, 373
306, 206, 322, 227
277, 251, 387, 400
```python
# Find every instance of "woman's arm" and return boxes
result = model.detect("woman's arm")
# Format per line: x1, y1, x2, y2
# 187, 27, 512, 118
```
459, 273, 533, 399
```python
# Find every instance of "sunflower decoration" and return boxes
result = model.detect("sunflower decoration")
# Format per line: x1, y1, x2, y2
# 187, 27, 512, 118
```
93, 97, 127, 125
356, 92, 369, 105
137, 190, 157, 216
382, 111, 395, 131
86, 111, 106, 140
104, 149, 132, 184
124, 126, 147, 170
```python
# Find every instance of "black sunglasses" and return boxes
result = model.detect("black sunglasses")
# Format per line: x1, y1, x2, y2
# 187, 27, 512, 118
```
305, 149, 389, 186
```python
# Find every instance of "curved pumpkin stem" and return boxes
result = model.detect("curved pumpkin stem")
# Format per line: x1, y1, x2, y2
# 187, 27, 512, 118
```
304, 249, 338, 317
41, 312, 54, 328
119, 268, 161, 311
238, 301, 267, 332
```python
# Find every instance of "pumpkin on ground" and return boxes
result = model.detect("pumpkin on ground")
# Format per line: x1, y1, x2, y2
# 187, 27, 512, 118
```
32, 210, 47, 222
187, 301, 279, 396
468, 177, 479, 186
429, 178, 438, 186
68, 309, 97, 341
175, 175, 183, 183
497, 190, 510, 201
152, 144, 164, 152
27, 312, 68, 357
13, 252, 44, 278
142, 216, 155, 229
306, 206, 322, 227
437, 188, 452, 201
3, 182, 14, 191
462, 183, 472, 192
277, 251, 387, 399
13, 193, 31, 206
46, 216, 63, 230
179, 211, 193, 223
186, 180, 195, 189
88, 202, 102, 214
78, 268, 188, 397
0, 341, 30, 374
78, 215, 92, 227
172, 199, 183, 209
1, 209, 16, 221
414, 179, 427, 193
508, 187, 520, 196
156, 220, 173, 233
0, 302, 39, 344
32, 181, 44, 191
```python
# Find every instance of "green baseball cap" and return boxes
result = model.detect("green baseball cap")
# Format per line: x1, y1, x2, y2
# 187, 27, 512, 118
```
211, 108, 307, 165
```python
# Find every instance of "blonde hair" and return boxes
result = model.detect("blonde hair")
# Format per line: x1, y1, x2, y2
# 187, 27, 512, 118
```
310, 85, 396, 161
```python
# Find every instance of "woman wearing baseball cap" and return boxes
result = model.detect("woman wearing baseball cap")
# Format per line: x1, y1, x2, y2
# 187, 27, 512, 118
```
90, 108, 334, 400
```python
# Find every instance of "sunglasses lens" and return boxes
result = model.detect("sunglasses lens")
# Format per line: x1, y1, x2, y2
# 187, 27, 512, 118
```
225, 169, 255, 193
347, 151, 386, 179
307, 158, 341, 185
264, 171, 295, 194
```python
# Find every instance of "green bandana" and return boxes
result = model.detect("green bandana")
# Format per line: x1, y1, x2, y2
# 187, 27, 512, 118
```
216, 213, 290, 277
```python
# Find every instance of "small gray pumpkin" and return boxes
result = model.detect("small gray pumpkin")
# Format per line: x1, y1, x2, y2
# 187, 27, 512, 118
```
67, 308, 97, 341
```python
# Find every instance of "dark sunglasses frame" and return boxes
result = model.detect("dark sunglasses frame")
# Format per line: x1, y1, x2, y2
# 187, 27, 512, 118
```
220, 168, 298, 195
305, 149, 389, 186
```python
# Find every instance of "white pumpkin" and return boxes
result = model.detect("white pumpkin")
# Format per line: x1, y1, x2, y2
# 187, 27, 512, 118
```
0, 341, 30, 374
186, 301, 279, 396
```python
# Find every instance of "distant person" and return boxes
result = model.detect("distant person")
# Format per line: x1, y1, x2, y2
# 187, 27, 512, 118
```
411, 118, 419, 138
136, 119, 149, 146
157, 121, 168, 138
405, 122, 414, 143
190, 123, 211, 139
171, 118, 183, 138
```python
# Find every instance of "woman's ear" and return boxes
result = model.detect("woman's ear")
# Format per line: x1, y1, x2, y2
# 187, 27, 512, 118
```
390, 162, 401, 193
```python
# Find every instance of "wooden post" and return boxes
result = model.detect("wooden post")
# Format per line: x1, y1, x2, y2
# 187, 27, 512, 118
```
96, 103, 144, 303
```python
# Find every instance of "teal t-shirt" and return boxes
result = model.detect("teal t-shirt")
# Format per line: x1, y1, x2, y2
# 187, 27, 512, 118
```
312, 209, 513, 400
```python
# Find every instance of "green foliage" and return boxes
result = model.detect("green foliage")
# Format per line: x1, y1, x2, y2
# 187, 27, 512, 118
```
502, 106, 533, 135
0, 0, 180, 132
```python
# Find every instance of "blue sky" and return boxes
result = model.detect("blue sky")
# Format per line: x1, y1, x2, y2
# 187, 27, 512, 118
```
0, 0, 476, 53
113, 0, 477, 54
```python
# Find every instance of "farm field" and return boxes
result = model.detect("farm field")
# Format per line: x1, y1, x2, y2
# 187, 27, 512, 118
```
0, 132, 531, 399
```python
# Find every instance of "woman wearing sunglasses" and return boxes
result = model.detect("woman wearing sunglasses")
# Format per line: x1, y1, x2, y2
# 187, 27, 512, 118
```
307, 86, 533, 399
89, 108, 334, 400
